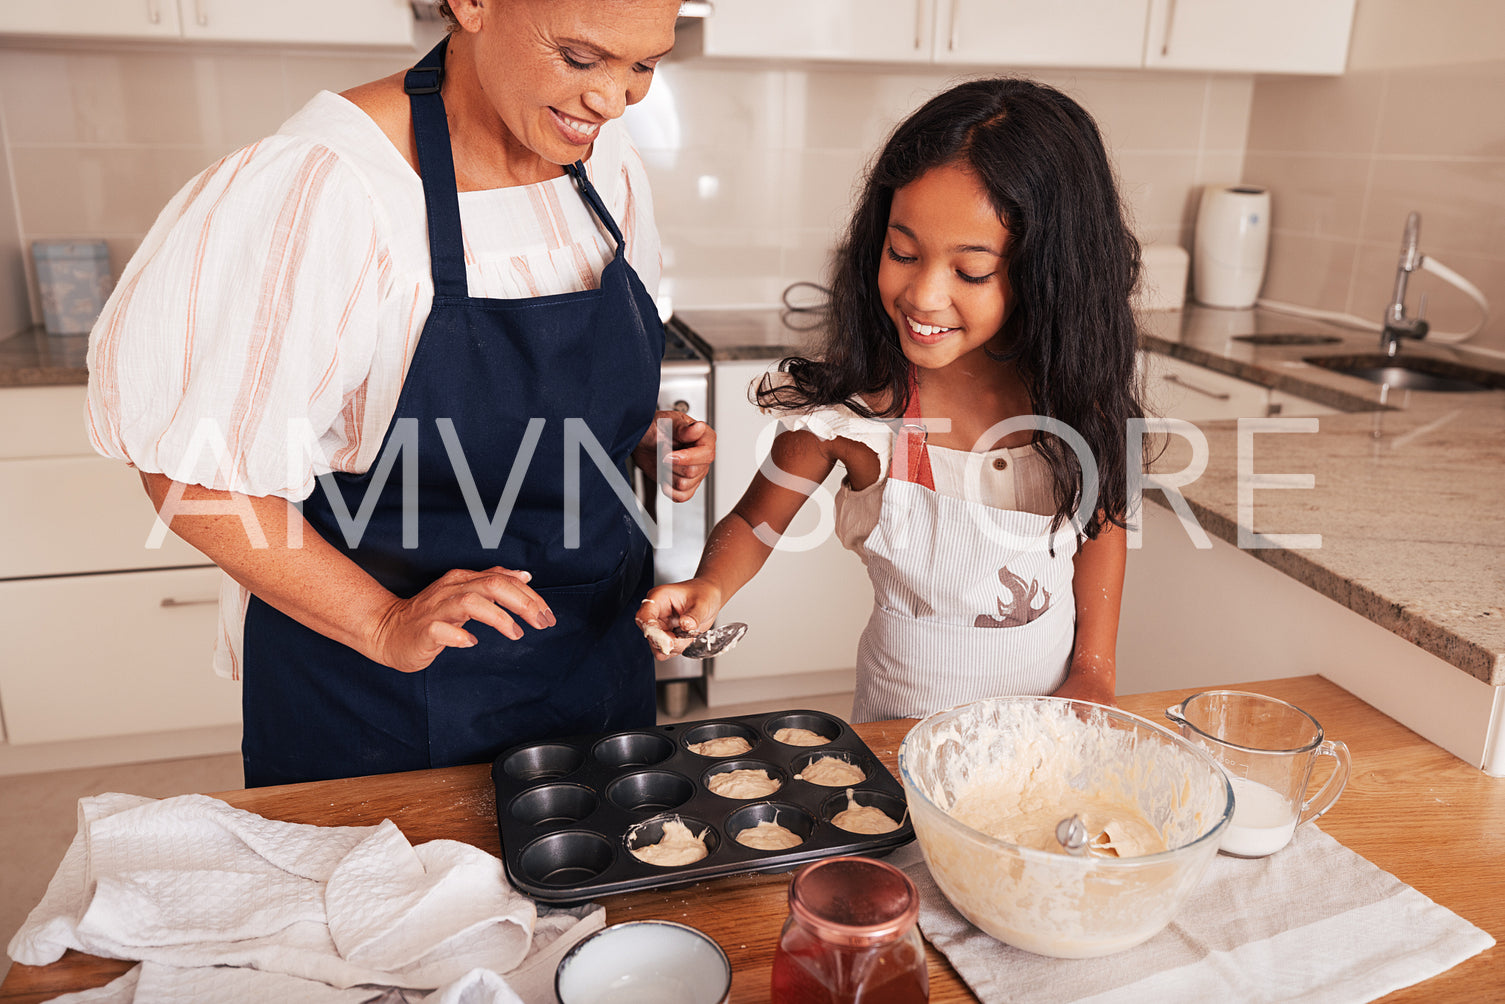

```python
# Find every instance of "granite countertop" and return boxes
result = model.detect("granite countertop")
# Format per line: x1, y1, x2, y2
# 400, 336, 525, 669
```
673, 303, 1505, 687
1141, 307, 1505, 687
6, 305, 1501, 685
0, 326, 89, 386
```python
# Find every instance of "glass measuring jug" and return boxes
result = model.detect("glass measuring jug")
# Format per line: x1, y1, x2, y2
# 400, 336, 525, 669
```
1165, 690, 1350, 858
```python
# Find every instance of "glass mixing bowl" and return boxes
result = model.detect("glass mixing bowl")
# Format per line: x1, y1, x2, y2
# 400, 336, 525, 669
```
898, 696, 1233, 959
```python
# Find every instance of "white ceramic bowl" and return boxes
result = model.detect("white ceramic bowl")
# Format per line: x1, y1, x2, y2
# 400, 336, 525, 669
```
555, 920, 731, 1004
898, 696, 1233, 958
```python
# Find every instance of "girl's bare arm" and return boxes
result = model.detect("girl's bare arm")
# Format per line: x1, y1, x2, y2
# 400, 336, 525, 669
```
638, 429, 848, 648
1054, 518, 1126, 706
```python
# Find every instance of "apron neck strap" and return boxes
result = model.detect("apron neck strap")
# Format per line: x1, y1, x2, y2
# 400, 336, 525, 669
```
405, 38, 467, 298
564, 162, 626, 254
898, 368, 936, 491
403, 39, 631, 300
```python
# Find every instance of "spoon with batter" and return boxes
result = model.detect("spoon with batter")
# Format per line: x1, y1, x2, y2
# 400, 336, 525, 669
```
640, 618, 748, 659
1056, 815, 1089, 856
681, 621, 748, 658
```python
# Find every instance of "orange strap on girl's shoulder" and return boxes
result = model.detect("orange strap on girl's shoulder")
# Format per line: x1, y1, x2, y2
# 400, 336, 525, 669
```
898, 369, 936, 491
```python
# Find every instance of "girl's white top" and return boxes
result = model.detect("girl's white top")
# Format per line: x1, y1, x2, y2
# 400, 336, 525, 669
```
777, 401, 1059, 553
84, 91, 662, 679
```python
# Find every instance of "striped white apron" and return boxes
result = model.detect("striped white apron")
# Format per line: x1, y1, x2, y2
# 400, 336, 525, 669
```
850, 389, 1078, 722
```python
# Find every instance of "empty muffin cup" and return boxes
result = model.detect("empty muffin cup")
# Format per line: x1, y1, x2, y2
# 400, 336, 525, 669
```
606, 769, 696, 813
594, 731, 676, 769
518, 830, 615, 888
500, 742, 585, 781
509, 783, 599, 827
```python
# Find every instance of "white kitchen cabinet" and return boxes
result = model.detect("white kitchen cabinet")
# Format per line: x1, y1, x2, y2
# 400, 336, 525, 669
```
697, 0, 935, 64
0, 566, 237, 744
1140, 350, 1343, 423
694, 0, 1355, 74
1144, 0, 1357, 75
179, 0, 414, 48
0, 384, 235, 747
0, 0, 414, 48
934, 0, 1149, 70
0, 455, 208, 578
1119, 504, 1504, 775
0, 0, 182, 41
1139, 350, 1272, 423
704, 360, 871, 704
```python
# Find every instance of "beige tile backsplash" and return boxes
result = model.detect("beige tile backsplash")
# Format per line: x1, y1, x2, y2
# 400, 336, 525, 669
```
1242, 0, 1505, 349
1248, 57, 1505, 349
0, 39, 1250, 327
2, 13, 1502, 352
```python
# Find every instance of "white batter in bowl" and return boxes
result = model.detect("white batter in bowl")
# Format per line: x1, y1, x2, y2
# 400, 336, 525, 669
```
898, 697, 1233, 959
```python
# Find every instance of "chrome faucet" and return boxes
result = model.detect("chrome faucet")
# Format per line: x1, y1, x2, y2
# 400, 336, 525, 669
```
1381, 211, 1429, 356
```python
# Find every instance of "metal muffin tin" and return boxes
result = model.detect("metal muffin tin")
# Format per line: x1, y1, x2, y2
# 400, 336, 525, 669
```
491, 709, 915, 903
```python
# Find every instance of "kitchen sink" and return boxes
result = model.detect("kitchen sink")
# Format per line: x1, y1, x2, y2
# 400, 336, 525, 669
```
1302, 353, 1505, 393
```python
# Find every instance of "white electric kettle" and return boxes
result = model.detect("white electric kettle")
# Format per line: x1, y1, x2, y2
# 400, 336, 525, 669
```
1192, 185, 1270, 309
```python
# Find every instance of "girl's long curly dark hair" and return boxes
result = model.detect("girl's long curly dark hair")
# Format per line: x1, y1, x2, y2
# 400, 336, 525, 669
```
759, 77, 1144, 540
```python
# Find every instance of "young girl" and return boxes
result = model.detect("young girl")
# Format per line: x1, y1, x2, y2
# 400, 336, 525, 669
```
640, 78, 1143, 721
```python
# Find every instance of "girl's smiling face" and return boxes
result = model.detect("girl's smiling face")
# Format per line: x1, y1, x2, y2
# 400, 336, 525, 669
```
878, 162, 1013, 370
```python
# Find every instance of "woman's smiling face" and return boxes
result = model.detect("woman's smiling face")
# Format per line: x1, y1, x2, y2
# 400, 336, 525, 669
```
878, 161, 1013, 371
460, 0, 680, 166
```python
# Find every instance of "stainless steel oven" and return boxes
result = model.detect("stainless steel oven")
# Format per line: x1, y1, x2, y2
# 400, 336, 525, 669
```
641, 317, 714, 714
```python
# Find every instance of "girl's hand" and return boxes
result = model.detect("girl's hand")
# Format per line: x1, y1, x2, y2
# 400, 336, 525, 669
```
634, 410, 716, 503
369, 566, 556, 673
636, 578, 725, 661
1051, 655, 1117, 707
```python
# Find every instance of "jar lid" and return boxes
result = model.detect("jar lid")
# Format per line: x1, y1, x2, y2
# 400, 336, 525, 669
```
788, 855, 919, 948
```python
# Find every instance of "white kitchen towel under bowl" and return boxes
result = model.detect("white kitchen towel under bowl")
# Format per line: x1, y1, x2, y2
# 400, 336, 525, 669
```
892, 824, 1493, 1003
8, 792, 603, 1004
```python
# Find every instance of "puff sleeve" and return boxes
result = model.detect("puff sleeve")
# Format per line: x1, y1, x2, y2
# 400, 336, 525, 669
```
85, 135, 390, 501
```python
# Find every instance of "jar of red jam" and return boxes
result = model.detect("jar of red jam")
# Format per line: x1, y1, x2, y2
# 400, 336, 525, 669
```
770, 855, 928, 1003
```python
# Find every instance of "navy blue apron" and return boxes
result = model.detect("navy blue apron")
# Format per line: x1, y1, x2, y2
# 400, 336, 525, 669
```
241, 39, 662, 787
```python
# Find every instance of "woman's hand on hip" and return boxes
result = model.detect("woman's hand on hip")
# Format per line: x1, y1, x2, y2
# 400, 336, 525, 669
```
634, 410, 715, 503
370, 566, 556, 673
636, 578, 724, 661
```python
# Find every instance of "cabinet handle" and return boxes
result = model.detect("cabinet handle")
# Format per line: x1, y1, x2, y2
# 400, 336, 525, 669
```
913, 0, 924, 50
948, 0, 959, 51
195, 0, 208, 27
160, 597, 218, 608
1160, 0, 1178, 56
1163, 371, 1231, 400
146, 0, 161, 25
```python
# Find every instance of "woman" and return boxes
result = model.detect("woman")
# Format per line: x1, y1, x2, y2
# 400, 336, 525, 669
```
85, 0, 711, 786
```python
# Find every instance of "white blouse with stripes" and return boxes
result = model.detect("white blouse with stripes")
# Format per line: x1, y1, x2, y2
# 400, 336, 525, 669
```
84, 91, 662, 679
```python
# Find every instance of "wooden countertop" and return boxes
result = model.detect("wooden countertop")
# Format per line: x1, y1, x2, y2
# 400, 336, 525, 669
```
4, 676, 1502, 1002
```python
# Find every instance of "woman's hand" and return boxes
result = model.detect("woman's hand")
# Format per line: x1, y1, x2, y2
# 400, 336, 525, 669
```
636, 578, 724, 661
369, 566, 556, 673
634, 410, 715, 503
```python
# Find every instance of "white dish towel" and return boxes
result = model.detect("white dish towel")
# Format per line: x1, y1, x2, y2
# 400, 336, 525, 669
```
8, 792, 603, 1003
893, 824, 1494, 1003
